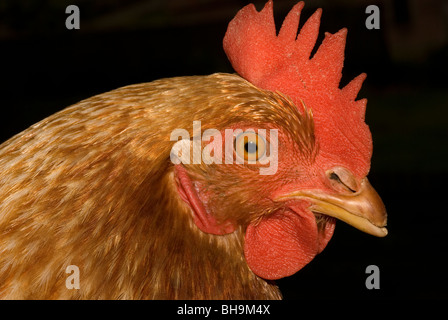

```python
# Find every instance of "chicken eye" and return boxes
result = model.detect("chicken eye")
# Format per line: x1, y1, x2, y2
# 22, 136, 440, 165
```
234, 131, 266, 162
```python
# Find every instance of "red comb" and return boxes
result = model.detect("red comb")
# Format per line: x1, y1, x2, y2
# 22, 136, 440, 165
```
223, 0, 372, 178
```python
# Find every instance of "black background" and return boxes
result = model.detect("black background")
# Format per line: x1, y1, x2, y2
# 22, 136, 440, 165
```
0, 0, 447, 300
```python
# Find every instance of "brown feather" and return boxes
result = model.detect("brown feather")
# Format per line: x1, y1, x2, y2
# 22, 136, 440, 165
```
0, 73, 313, 299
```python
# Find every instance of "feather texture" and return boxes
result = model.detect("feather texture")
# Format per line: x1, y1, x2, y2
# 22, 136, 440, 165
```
0, 73, 315, 299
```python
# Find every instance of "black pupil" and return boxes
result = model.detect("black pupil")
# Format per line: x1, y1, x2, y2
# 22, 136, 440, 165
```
244, 141, 257, 153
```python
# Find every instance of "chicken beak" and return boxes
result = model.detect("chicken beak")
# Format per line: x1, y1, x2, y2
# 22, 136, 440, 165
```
277, 178, 388, 237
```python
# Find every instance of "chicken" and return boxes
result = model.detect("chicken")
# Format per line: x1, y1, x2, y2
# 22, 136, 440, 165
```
0, 1, 387, 299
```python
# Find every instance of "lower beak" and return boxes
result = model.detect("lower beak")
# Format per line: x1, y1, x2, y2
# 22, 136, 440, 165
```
277, 178, 388, 237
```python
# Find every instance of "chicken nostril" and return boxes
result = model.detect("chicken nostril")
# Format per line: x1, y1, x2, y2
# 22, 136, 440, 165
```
329, 172, 342, 183
327, 168, 358, 193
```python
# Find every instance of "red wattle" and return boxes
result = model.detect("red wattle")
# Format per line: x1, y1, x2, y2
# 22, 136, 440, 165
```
244, 208, 335, 280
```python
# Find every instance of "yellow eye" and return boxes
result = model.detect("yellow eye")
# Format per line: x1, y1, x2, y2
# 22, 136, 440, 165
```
234, 131, 266, 162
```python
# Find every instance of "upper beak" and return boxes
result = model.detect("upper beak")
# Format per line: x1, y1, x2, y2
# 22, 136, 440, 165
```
276, 178, 388, 237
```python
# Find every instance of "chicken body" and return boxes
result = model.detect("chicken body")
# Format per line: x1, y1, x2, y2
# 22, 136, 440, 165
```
0, 73, 292, 299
